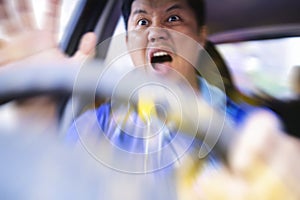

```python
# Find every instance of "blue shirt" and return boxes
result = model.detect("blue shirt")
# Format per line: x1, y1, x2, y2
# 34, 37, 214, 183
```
66, 77, 248, 174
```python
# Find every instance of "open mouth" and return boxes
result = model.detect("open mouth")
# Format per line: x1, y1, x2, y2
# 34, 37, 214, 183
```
150, 51, 173, 68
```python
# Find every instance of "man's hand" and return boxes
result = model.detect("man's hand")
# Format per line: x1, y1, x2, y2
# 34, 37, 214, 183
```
196, 111, 300, 199
0, 0, 97, 134
0, 0, 96, 67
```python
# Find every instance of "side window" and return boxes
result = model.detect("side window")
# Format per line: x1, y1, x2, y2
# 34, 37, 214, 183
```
104, 17, 134, 73
216, 37, 300, 99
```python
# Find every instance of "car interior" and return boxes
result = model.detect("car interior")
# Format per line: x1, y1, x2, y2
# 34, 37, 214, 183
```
0, 0, 299, 136
0, 0, 300, 199
57, 0, 300, 136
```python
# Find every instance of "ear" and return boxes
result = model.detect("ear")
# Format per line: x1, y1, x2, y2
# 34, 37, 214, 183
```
198, 25, 207, 47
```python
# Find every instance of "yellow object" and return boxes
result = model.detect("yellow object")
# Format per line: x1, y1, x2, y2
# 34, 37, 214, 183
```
137, 91, 157, 123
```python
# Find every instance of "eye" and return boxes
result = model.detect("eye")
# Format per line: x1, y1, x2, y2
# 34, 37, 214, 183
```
137, 19, 149, 26
168, 15, 181, 22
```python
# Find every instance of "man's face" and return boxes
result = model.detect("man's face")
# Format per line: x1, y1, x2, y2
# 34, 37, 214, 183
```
126, 0, 206, 89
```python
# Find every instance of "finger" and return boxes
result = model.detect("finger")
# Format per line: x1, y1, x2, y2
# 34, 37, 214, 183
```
0, 39, 7, 47
0, 0, 9, 19
228, 110, 282, 175
15, 0, 36, 30
269, 135, 300, 196
0, 0, 19, 34
72, 32, 97, 61
0, 39, 9, 65
42, 0, 61, 33
78, 32, 97, 55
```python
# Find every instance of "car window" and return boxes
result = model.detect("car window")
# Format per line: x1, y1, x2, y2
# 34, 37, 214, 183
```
104, 17, 134, 74
216, 37, 300, 99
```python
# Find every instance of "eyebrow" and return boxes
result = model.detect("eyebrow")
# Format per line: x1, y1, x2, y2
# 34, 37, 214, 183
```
132, 9, 148, 15
166, 4, 184, 12
132, 4, 184, 16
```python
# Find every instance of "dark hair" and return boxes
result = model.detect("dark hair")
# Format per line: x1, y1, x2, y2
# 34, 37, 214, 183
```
121, 0, 206, 30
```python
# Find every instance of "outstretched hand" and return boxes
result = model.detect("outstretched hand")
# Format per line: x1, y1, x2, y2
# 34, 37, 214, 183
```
0, 0, 97, 134
197, 111, 300, 199
0, 0, 96, 67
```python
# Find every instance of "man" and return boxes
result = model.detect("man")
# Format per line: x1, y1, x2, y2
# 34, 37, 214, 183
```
67, 0, 300, 198
67, 0, 229, 172
0, 0, 299, 199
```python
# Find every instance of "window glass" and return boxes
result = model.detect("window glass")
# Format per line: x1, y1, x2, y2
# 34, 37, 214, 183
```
104, 17, 134, 74
216, 37, 300, 99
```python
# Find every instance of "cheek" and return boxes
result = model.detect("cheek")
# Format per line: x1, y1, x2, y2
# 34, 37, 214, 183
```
129, 51, 145, 67
171, 30, 201, 68
127, 30, 148, 50
127, 31, 148, 67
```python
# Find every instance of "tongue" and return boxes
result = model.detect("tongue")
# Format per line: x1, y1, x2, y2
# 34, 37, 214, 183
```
152, 62, 171, 74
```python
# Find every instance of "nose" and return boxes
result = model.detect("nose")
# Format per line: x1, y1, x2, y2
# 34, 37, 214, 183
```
148, 27, 169, 43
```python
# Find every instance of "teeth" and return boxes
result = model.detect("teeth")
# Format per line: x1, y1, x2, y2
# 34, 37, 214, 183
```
153, 51, 169, 57
151, 50, 172, 64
